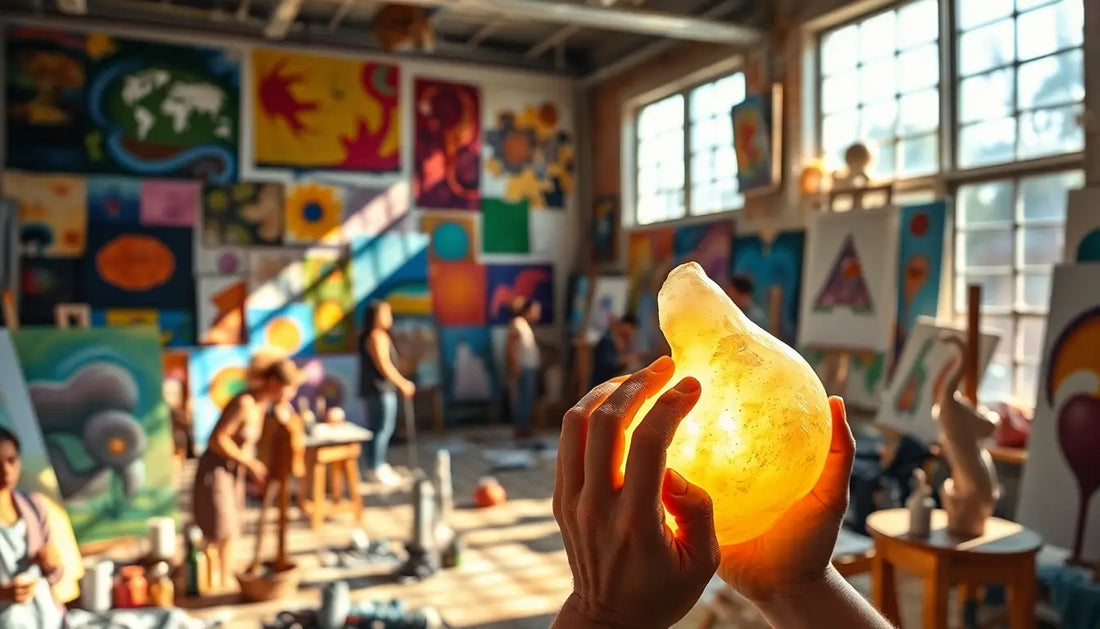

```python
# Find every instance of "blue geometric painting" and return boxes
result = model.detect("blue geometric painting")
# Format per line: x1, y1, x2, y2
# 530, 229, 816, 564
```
188, 345, 250, 452
87, 176, 142, 225
731, 230, 805, 345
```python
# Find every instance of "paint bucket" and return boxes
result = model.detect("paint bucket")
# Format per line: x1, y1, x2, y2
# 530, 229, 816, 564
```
80, 560, 114, 613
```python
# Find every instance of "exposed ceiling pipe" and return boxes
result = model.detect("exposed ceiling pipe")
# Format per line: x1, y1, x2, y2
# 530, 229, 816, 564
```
525, 23, 579, 59
327, 0, 357, 30
264, 0, 303, 39
463, 18, 503, 49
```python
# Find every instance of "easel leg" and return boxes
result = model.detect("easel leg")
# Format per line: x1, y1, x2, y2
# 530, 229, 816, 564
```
345, 455, 364, 524
276, 478, 290, 572
311, 461, 327, 530
249, 483, 277, 575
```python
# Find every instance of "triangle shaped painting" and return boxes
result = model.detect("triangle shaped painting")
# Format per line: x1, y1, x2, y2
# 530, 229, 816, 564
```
812, 235, 873, 313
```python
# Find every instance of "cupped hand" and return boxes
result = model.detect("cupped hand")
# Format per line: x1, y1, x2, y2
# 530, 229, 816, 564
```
247, 459, 269, 484
552, 357, 721, 629
717, 396, 855, 603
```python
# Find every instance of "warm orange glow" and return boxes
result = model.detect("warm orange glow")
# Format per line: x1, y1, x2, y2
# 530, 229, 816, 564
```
625, 262, 832, 545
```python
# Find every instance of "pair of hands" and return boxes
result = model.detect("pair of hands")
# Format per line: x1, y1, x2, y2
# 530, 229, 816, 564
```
0, 543, 59, 604
553, 356, 855, 628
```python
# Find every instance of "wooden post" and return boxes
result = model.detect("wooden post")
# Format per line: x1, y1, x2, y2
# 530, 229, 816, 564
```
964, 285, 981, 405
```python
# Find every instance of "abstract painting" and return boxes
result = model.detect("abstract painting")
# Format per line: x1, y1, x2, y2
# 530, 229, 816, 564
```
591, 196, 620, 263
799, 208, 899, 352
482, 91, 574, 210
674, 220, 734, 288
482, 199, 529, 255
2, 172, 87, 257
439, 326, 495, 404
296, 355, 364, 426
284, 182, 345, 245
842, 351, 888, 411
83, 225, 194, 308
140, 180, 200, 227
188, 345, 250, 451
894, 201, 946, 364
486, 263, 554, 325
202, 182, 285, 246
247, 252, 306, 310
874, 319, 999, 443
350, 232, 431, 318
196, 276, 247, 345
304, 249, 354, 354
251, 48, 400, 173
567, 273, 591, 341
11, 328, 177, 545
1018, 265, 1100, 563
247, 303, 315, 357
87, 176, 141, 225
90, 308, 195, 348
430, 261, 487, 326
586, 276, 630, 344
343, 183, 410, 241
421, 212, 478, 263
730, 230, 805, 345
5, 28, 239, 182
391, 317, 442, 389
730, 87, 782, 193
414, 78, 481, 210
195, 246, 248, 275
18, 258, 83, 325
627, 228, 676, 308
1065, 188, 1100, 264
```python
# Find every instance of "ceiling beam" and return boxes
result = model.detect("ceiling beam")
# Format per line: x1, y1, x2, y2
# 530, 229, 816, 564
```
464, 18, 504, 49
321, 0, 761, 45
264, 0, 302, 39
525, 24, 580, 59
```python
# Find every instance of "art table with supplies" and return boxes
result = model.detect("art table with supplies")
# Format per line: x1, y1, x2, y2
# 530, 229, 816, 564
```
297, 423, 373, 530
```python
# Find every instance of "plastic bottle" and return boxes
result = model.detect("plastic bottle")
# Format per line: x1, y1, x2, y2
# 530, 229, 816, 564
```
148, 562, 175, 607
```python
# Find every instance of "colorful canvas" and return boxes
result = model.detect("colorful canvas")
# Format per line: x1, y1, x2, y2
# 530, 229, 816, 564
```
188, 345, 249, 451
11, 328, 178, 545
247, 303, 315, 357
391, 317, 442, 388
285, 182, 345, 245
843, 352, 888, 411
196, 246, 248, 275
343, 183, 410, 240
140, 180, 199, 227
90, 308, 194, 347
674, 220, 734, 288
1018, 265, 1100, 562
251, 48, 400, 173
482, 91, 574, 210
421, 213, 478, 263
586, 276, 630, 344
84, 225, 194, 308
627, 228, 676, 308
894, 201, 946, 363
799, 209, 899, 352
730, 92, 779, 192
202, 182, 285, 246
730, 230, 805, 345
197, 276, 247, 345
18, 258, 83, 325
486, 264, 554, 325
304, 249, 354, 354
2, 172, 87, 257
1065, 188, 1100, 263
591, 196, 620, 263
5, 28, 239, 182
430, 261, 487, 326
247, 250, 305, 309
296, 355, 364, 426
350, 232, 431, 319
0, 332, 65, 502
439, 326, 495, 403
567, 273, 591, 341
414, 78, 481, 210
87, 176, 141, 225
482, 199, 530, 254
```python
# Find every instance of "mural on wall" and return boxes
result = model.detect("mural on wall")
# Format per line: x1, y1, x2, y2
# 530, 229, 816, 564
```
87, 176, 141, 225
421, 212, 478, 263
894, 202, 946, 364
2, 172, 88, 258
1065, 188, 1100, 264
202, 182, 285, 246
730, 230, 805, 345
482, 199, 529, 254
482, 91, 574, 210
304, 249, 354, 354
5, 28, 239, 182
430, 261, 486, 327
591, 196, 619, 263
247, 248, 306, 309
188, 345, 249, 451
140, 180, 199, 227
439, 326, 494, 403
674, 220, 734, 289
350, 231, 431, 318
84, 225, 194, 308
197, 276, 247, 345
11, 328, 178, 545
486, 263, 554, 325
19, 258, 83, 324
414, 78, 481, 210
285, 182, 345, 245
343, 183, 410, 241
247, 303, 315, 357
251, 48, 400, 173
391, 317, 442, 388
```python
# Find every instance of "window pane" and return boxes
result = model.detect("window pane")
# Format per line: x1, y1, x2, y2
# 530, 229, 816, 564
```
1019, 227, 1063, 266
821, 24, 859, 76
661, 159, 685, 189
822, 71, 860, 114
1018, 272, 1053, 309
958, 0, 1013, 30
898, 133, 938, 177
822, 112, 860, 166
1015, 0, 1084, 62
958, 180, 1014, 225
714, 147, 737, 181
959, 118, 1016, 168
1017, 0, 1058, 11
868, 141, 896, 180
959, 69, 1014, 125
898, 89, 939, 134
639, 94, 683, 138
690, 152, 713, 186
979, 359, 1013, 404
1017, 103, 1084, 159
898, 0, 939, 49
860, 10, 897, 62
1019, 171, 1083, 221
861, 100, 897, 141
1018, 316, 1047, 360
958, 19, 1015, 77
1015, 364, 1040, 405
690, 74, 746, 122
1018, 50, 1085, 110
958, 230, 1014, 268
980, 316, 1016, 362
897, 44, 939, 93
692, 115, 732, 151
860, 58, 897, 103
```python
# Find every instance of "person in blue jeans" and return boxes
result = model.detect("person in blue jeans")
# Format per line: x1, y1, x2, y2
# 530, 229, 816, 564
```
358, 301, 415, 486
506, 298, 541, 441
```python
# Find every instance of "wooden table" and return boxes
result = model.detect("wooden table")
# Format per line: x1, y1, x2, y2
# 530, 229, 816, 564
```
867, 508, 1042, 629
297, 423, 372, 531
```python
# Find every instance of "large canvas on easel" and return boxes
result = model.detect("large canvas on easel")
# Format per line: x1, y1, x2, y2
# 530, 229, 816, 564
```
11, 328, 177, 545
875, 318, 1000, 444
1018, 264, 1100, 562
798, 209, 899, 352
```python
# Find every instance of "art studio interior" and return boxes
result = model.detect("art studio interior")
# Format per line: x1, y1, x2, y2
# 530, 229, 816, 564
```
0, 0, 1097, 626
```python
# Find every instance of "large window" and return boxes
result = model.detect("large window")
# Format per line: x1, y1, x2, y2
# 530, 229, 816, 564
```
635, 72, 746, 225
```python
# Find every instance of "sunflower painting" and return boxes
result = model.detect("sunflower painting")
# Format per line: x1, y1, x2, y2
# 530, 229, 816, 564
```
285, 182, 345, 245
482, 92, 574, 211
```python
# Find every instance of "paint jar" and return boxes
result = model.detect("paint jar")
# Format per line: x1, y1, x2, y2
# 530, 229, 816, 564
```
113, 565, 148, 608
80, 560, 114, 613
148, 517, 177, 562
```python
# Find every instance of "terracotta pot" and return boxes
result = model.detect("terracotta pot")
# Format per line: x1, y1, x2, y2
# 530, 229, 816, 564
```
236, 562, 302, 603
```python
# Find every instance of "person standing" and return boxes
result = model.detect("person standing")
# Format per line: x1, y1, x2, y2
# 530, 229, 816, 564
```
590, 314, 639, 388
506, 298, 541, 441
358, 301, 415, 486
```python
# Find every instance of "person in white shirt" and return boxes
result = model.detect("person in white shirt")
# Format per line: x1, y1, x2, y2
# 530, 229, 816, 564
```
505, 298, 541, 441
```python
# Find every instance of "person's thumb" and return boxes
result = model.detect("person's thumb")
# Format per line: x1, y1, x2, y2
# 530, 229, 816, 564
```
662, 468, 720, 569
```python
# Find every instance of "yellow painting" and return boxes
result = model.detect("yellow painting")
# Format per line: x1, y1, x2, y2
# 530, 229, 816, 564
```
2, 172, 88, 257
285, 182, 345, 245
251, 49, 401, 173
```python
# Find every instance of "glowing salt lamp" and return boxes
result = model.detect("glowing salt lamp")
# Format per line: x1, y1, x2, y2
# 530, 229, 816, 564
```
625, 262, 832, 545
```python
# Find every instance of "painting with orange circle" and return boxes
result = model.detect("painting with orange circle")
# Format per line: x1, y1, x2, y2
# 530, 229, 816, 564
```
84, 226, 193, 308
247, 303, 315, 357
430, 261, 487, 326
188, 346, 251, 451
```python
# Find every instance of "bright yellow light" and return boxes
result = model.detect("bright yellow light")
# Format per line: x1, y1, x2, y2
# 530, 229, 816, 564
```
624, 262, 832, 545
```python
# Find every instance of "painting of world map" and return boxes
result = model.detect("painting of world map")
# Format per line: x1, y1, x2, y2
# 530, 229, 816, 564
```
4, 27, 239, 183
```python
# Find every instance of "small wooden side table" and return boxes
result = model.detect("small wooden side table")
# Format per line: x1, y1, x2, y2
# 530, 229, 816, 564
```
297, 424, 372, 531
867, 508, 1042, 629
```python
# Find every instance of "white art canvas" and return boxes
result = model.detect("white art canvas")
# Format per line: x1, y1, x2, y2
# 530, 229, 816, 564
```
586, 276, 630, 344
1064, 187, 1100, 264
799, 209, 899, 352
1017, 264, 1100, 562
875, 318, 1000, 444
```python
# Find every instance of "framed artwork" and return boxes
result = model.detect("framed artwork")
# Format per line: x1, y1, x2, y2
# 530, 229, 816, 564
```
284, 182, 345, 245
202, 182, 285, 246
586, 276, 630, 344
730, 230, 805, 345
482, 90, 574, 210
894, 201, 947, 363
591, 196, 619, 263
439, 326, 495, 403
83, 226, 194, 308
421, 212, 478, 263
1065, 188, 1100, 263
188, 345, 250, 451
730, 84, 783, 194
140, 180, 200, 227
429, 261, 486, 326
2, 172, 87, 258
486, 263, 554, 325
414, 78, 481, 210
87, 176, 141, 226
304, 249, 354, 354
247, 303, 315, 358
482, 199, 530, 254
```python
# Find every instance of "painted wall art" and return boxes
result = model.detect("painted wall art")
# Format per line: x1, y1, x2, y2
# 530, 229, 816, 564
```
439, 326, 495, 403
421, 212, 478, 263
674, 220, 734, 288
591, 196, 620, 263
247, 303, 315, 357
730, 230, 805, 345
87, 176, 141, 225
486, 263, 554, 325
0, 331, 65, 502
482, 91, 574, 210
2, 172, 87, 258
251, 48, 400, 173
91, 308, 195, 348
567, 273, 590, 341
730, 87, 782, 193
304, 249, 354, 354
83, 225, 194, 308
842, 351, 888, 411
5, 27, 239, 182
296, 355, 364, 426
188, 345, 249, 451
195, 246, 248, 275
140, 180, 199, 227
202, 181, 284, 246
1065, 188, 1100, 264
482, 199, 530, 254
414, 78, 481, 210
350, 232, 431, 318
586, 276, 630, 344
284, 182, 345, 245
429, 261, 486, 327
11, 328, 178, 545
196, 276, 247, 345
343, 182, 410, 241
894, 201, 946, 363
19, 258, 83, 325
391, 317, 442, 389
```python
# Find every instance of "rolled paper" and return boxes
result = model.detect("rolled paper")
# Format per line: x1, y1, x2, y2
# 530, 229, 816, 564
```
148, 517, 176, 561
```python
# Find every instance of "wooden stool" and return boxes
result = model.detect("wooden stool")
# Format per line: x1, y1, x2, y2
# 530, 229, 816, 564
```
867, 508, 1042, 629
299, 441, 365, 530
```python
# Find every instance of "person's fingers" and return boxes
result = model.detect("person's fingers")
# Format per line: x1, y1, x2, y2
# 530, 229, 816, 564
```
662, 468, 721, 570
557, 378, 627, 501
810, 396, 856, 518
583, 357, 676, 495
622, 378, 701, 514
